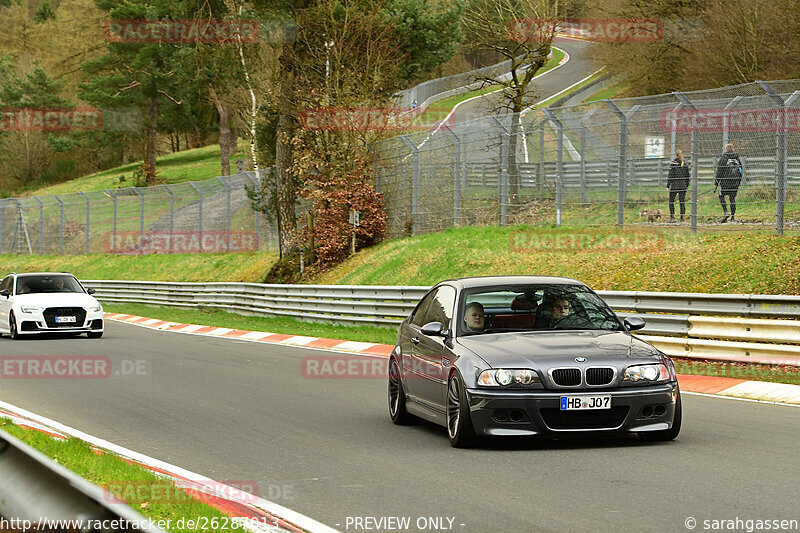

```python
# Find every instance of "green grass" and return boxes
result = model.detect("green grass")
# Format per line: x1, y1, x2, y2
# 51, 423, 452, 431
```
315, 225, 800, 295
584, 82, 629, 103
423, 47, 568, 116
104, 302, 398, 345
0, 419, 252, 532
533, 70, 607, 109
27, 143, 251, 196
672, 358, 800, 386
0, 252, 277, 282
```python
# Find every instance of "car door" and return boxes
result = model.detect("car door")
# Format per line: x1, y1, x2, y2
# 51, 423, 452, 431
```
401, 289, 437, 402
0, 276, 12, 330
409, 285, 457, 410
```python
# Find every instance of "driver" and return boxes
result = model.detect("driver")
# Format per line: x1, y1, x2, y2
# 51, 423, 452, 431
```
463, 302, 486, 333
544, 297, 570, 327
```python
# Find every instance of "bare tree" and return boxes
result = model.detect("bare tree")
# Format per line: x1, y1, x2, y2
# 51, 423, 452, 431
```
462, 0, 561, 202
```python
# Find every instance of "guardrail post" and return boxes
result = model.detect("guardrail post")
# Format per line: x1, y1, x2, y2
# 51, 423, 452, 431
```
673, 92, 699, 233
104, 189, 117, 253
53, 194, 64, 254
77, 191, 90, 254
542, 109, 563, 227
758, 82, 800, 235
399, 136, 419, 235
189, 181, 203, 249
32, 196, 43, 254
580, 109, 596, 206
442, 125, 462, 227
490, 117, 510, 225
604, 100, 639, 227
218, 176, 232, 250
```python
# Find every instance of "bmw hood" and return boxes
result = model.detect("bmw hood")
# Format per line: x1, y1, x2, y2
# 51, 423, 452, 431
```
14, 293, 100, 309
456, 330, 662, 368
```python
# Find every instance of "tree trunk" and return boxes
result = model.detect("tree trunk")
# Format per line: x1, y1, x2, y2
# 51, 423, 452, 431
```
275, 43, 298, 256
145, 96, 158, 185
508, 111, 521, 205
210, 85, 231, 176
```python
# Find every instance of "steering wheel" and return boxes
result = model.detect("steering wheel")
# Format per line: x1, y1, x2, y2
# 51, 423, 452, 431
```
551, 316, 571, 329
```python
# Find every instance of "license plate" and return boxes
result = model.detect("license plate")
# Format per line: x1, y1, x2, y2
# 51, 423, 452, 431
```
560, 395, 611, 410
55, 316, 76, 323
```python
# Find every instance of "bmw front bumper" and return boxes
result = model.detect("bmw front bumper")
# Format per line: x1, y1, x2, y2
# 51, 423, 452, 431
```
465, 383, 679, 437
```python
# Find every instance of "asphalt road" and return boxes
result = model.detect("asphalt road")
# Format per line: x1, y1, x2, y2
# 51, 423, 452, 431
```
1, 322, 799, 533
453, 37, 596, 123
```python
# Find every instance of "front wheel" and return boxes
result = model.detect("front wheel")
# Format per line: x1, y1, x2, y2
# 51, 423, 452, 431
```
9, 312, 19, 340
388, 358, 414, 425
446, 372, 477, 448
639, 390, 682, 442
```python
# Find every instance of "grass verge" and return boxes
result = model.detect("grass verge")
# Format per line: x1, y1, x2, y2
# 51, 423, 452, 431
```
104, 302, 399, 345
672, 358, 800, 386
0, 419, 252, 532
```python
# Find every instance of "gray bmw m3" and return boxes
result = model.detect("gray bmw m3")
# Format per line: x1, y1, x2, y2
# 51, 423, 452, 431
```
388, 276, 681, 447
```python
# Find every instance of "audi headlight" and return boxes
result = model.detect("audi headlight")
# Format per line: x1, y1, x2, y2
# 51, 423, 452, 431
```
20, 305, 43, 314
89, 304, 102, 312
478, 369, 540, 387
623, 363, 670, 383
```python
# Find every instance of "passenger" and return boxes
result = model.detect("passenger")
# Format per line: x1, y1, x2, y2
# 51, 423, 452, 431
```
463, 302, 486, 333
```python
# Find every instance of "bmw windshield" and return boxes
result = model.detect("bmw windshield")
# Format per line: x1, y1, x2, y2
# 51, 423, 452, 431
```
458, 284, 624, 336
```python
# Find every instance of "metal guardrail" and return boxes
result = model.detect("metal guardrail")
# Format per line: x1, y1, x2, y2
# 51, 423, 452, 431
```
0, 428, 168, 532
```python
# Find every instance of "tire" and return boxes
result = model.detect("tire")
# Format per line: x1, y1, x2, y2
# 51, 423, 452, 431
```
446, 372, 477, 448
388, 357, 414, 425
87, 331, 103, 339
639, 389, 682, 442
9, 312, 19, 340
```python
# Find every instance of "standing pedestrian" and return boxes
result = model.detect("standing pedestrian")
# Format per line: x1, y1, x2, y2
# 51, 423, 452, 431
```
667, 148, 690, 222
714, 143, 743, 223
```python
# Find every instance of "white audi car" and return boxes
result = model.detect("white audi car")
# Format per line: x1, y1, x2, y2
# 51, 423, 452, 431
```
0, 272, 104, 339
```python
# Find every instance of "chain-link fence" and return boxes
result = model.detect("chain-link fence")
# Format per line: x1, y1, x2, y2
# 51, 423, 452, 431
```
376, 79, 800, 237
0, 172, 278, 255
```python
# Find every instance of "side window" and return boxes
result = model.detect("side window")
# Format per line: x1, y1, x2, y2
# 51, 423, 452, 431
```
0, 276, 11, 293
411, 289, 438, 327
425, 286, 456, 329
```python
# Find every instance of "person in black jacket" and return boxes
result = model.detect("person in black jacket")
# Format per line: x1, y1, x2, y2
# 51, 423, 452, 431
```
667, 149, 690, 222
715, 143, 743, 222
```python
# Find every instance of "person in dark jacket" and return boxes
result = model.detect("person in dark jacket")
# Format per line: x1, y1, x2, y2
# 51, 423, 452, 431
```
667, 149, 690, 222
715, 143, 743, 222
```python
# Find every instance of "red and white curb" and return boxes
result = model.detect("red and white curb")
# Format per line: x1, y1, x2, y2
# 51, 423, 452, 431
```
104, 313, 800, 406
0, 399, 339, 533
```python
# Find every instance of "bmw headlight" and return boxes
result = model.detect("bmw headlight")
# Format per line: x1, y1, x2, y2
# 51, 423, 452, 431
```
478, 369, 539, 387
623, 363, 670, 383
20, 305, 43, 314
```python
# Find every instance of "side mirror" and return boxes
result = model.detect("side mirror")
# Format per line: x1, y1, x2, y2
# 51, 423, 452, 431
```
0, 289, 8, 298
421, 321, 445, 337
624, 317, 646, 331
86, 288, 96, 295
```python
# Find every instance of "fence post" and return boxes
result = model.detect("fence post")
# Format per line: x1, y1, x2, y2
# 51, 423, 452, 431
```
104, 189, 117, 253
32, 196, 43, 254
399, 136, 420, 235
218, 176, 232, 251
542, 109, 563, 227
669, 102, 681, 161
759, 83, 800, 235
491, 117, 509, 226
77, 191, 90, 254
53, 195, 64, 254
580, 109, 596, 206
673, 92, 699, 233
189, 182, 203, 249
133, 187, 144, 251
442, 125, 461, 227
604, 100, 639, 228
161, 185, 175, 253
538, 123, 545, 199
